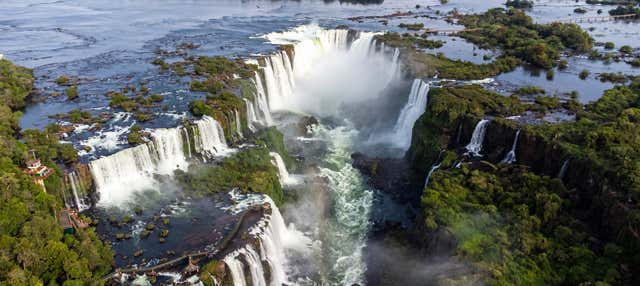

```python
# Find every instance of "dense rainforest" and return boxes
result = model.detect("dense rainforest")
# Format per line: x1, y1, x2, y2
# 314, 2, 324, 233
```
0, 59, 113, 285
407, 79, 640, 285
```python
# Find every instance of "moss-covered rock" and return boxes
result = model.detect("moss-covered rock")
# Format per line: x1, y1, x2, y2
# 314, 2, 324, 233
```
175, 147, 284, 205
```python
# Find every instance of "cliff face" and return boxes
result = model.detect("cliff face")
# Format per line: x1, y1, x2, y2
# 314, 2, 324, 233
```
403, 83, 640, 284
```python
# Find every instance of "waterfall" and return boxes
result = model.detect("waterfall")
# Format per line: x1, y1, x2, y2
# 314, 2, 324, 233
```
259, 24, 398, 116
193, 116, 230, 158
243, 98, 258, 132
222, 194, 310, 286
558, 159, 570, 180
269, 152, 299, 186
253, 73, 273, 126
465, 119, 490, 157
224, 245, 266, 286
68, 172, 90, 212
150, 127, 188, 174
224, 253, 246, 286
90, 144, 157, 206
456, 122, 463, 145
269, 152, 290, 184
390, 79, 429, 150
263, 52, 296, 112
182, 128, 192, 158
90, 116, 230, 206
501, 129, 521, 164
234, 109, 243, 138
423, 164, 440, 189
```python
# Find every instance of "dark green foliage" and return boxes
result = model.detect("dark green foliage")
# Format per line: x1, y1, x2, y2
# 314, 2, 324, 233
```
398, 23, 424, 31
0, 59, 33, 110
619, 45, 634, 54
65, 86, 78, 100
574, 7, 587, 14
410, 81, 640, 285
505, 0, 533, 8
598, 72, 629, 84
149, 93, 163, 102
514, 86, 545, 95
579, 69, 590, 80
408, 85, 525, 168
55, 75, 70, 86
251, 127, 297, 170
546, 69, 555, 80
457, 8, 593, 69
534, 96, 560, 111
374, 32, 444, 49
405, 52, 520, 80
175, 148, 284, 205
0, 59, 113, 284
423, 166, 620, 285
109, 93, 139, 111
604, 42, 615, 49
127, 125, 144, 145
608, 5, 640, 16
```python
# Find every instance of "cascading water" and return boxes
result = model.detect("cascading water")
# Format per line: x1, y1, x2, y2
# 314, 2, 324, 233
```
269, 152, 297, 186
256, 24, 400, 285
389, 79, 430, 150
68, 171, 90, 211
253, 73, 274, 126
243, 98, 259, 132
221, 192, 310, 286
234, 109, 243, 138
150, 127, 189, 174
90, 116, 230, 206
423, 164, 441, 189
465, 119, 490, 157
558, 159, 570, 180
263, 52, 296, 112
224, 252, 247, 286
260, 24, 399, 116
90, 144, 157, 206
193, 116, 230, 158
501, 129, 521, 164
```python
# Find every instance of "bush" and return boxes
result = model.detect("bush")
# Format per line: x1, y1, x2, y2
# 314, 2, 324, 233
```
127, 125, 144, 145
55, 75, 70, 86
579, 69, 590, 80
150, 93, 164, 102
398, 23, 424, 31
619, 45, 633, 54
604, 42, 615, 50
65, 86, 79, 100
574, 8, 587, 14
505, 0, 533, 8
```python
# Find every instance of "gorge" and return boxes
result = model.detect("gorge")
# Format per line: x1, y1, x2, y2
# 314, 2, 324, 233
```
1, 1, 640, 286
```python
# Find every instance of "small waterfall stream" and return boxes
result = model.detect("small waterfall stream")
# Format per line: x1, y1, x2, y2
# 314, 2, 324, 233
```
423, 164, 440, 189
465, 119, 490, 157
243, 98, 258, 132
234, 109, 243, 138
68, 171, 90, 211
501, 129, 521, 164
558, 159, 570, 180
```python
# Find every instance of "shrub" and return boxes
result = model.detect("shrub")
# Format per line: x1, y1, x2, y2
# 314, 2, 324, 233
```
579, 69, 590, 80
604, 42, 615, 50
65, 86, 79, 100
